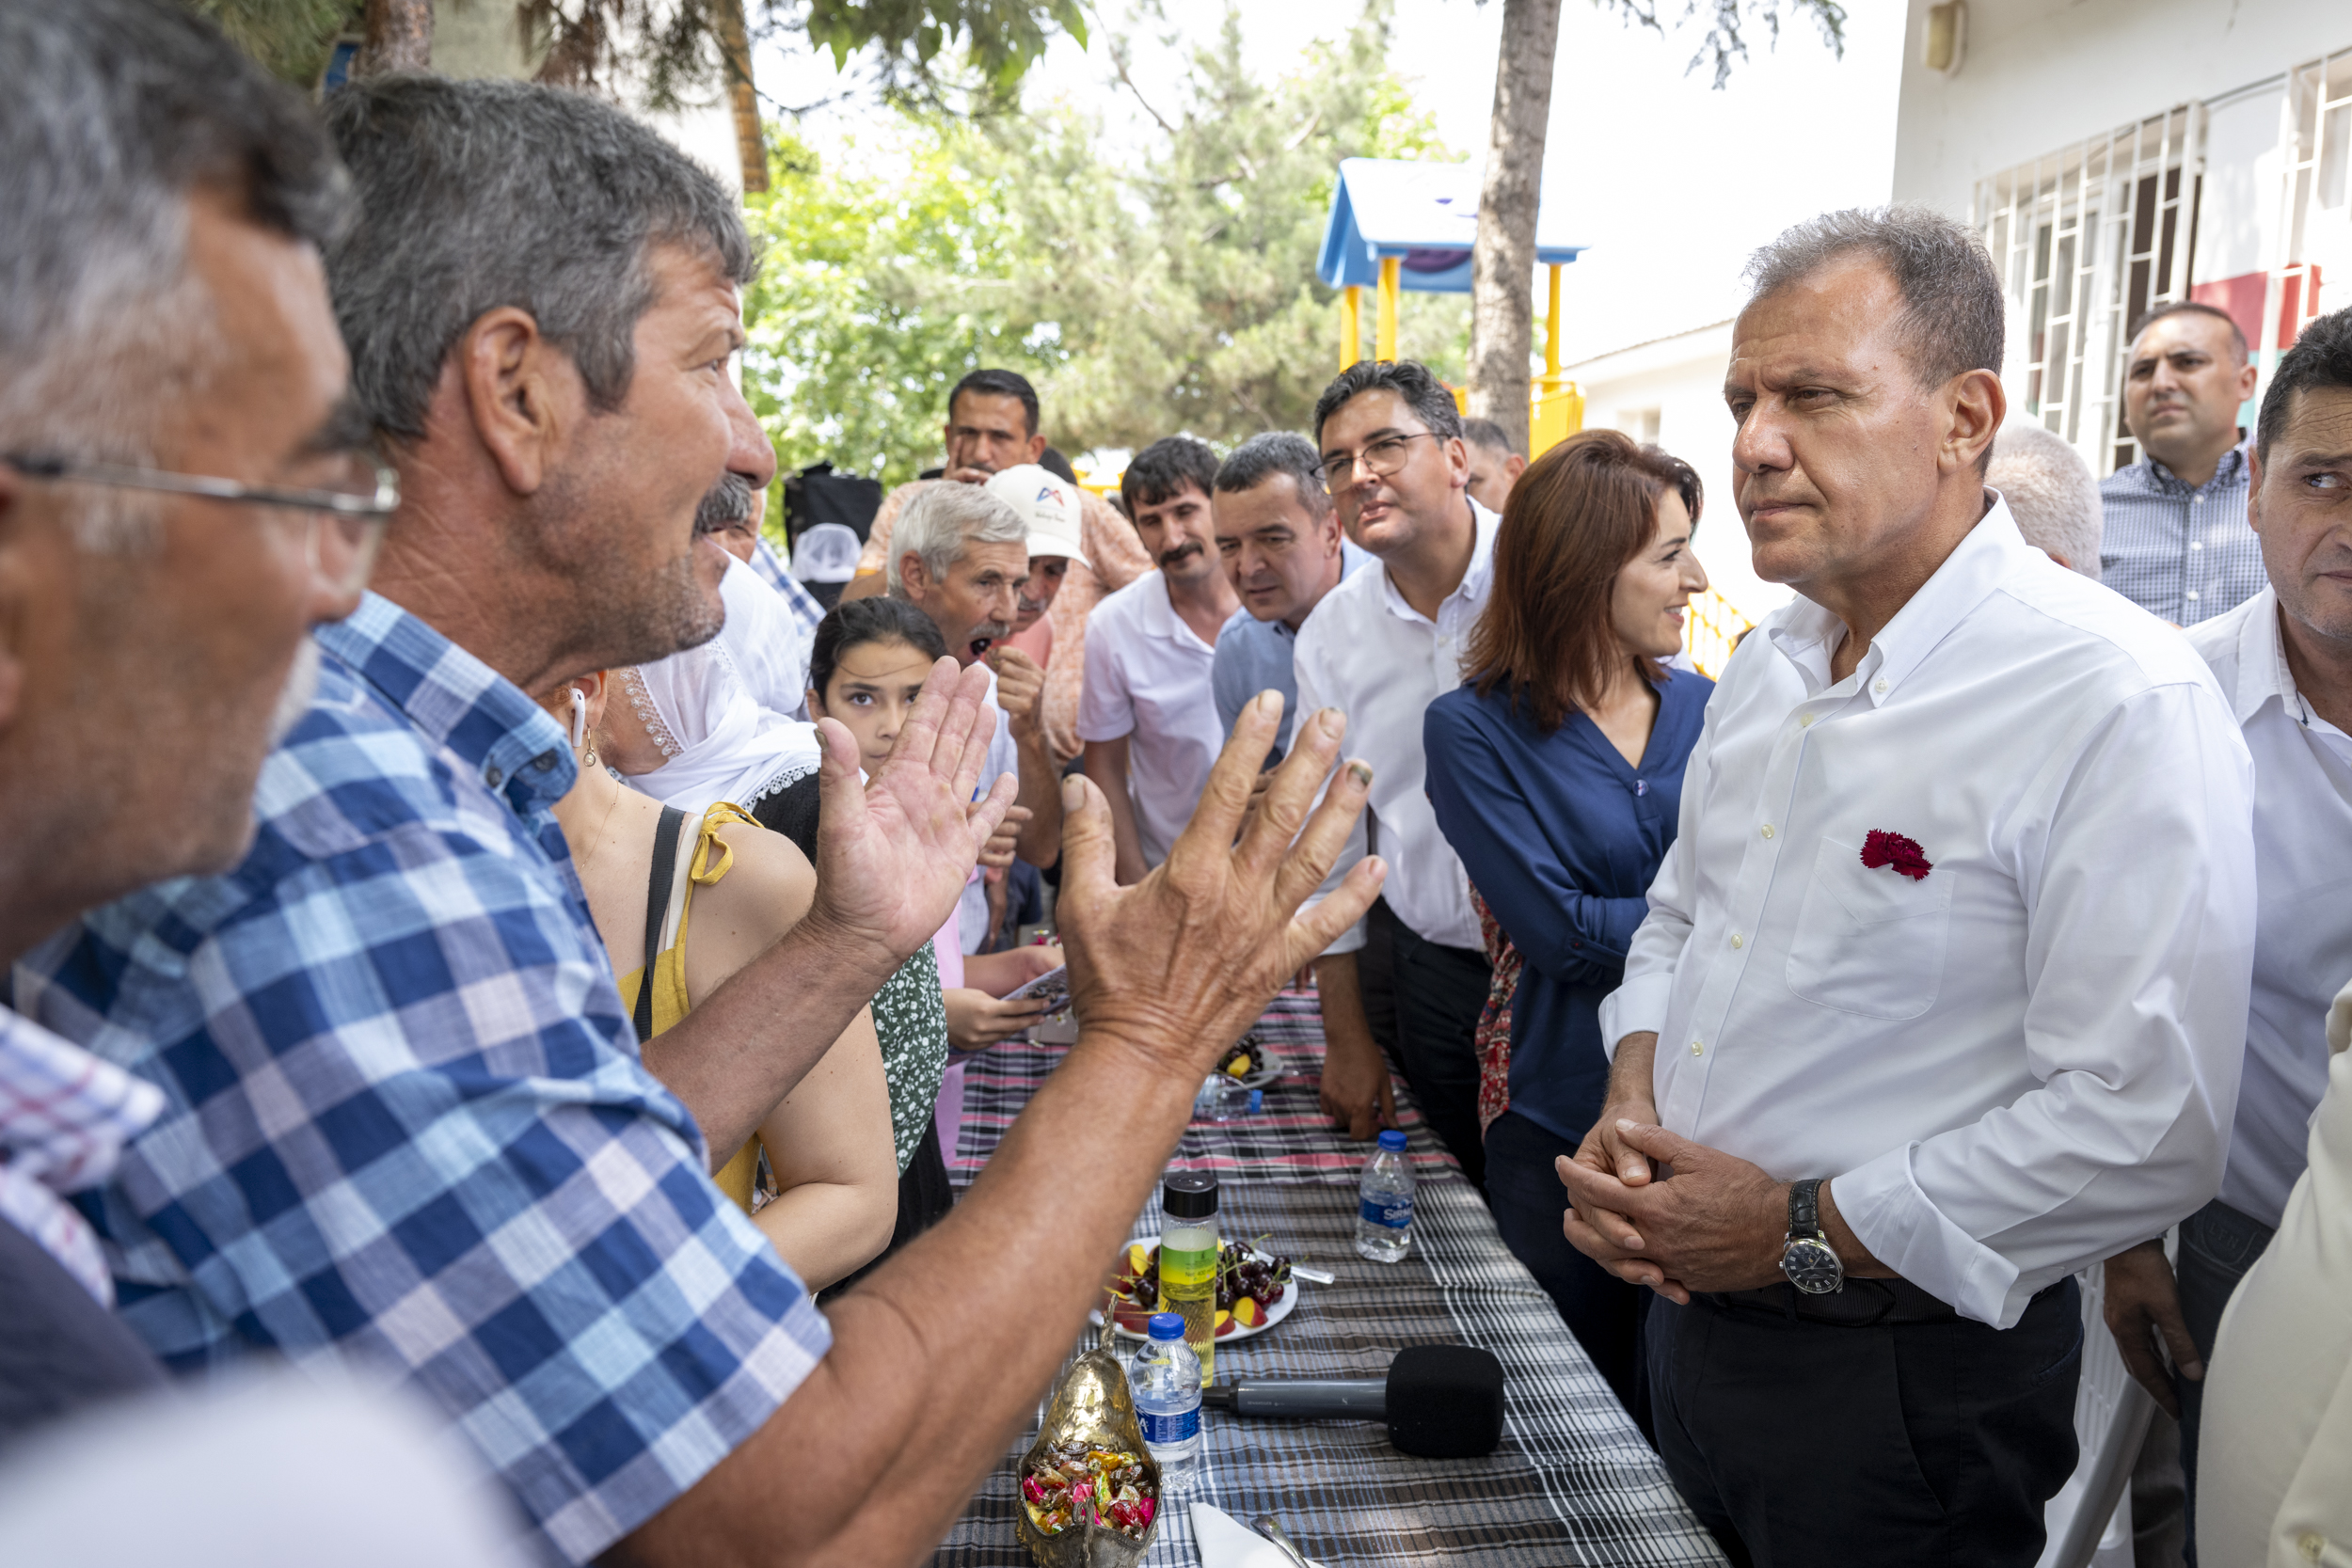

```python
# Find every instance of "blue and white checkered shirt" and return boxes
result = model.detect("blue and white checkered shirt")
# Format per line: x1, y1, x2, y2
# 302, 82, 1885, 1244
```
13, 594, 830, 1565
2097, 439, 2263, 626
748, 535, 826, 645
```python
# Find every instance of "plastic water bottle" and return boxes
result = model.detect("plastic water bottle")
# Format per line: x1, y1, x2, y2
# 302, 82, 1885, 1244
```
1355, 1129, 1415, 1262
1195, 1072, 1250, 1123
1128, 1312, 1203, 1486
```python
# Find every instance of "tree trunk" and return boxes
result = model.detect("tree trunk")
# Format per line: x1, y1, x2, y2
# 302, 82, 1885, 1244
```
354, 0, 434, 75
1466, 0, 1564, 454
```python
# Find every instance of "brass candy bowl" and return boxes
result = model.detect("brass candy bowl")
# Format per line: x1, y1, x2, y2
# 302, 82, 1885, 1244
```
1014, 1325, 1164, 1568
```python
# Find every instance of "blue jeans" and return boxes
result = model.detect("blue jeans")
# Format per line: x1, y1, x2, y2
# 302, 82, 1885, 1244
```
2176, 1197, 2274, 1564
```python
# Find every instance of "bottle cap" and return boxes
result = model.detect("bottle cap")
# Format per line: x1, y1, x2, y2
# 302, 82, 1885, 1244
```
1162, 1170, 1219, 1218
1148, 1311, 1185, 1341
1247, 1088, 1263, 1115
1378, 1129, 1408, 1151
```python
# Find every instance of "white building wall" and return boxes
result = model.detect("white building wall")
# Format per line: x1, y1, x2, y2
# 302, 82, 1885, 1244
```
1563, 321, 1797, 628
1890, 0, 2342, 219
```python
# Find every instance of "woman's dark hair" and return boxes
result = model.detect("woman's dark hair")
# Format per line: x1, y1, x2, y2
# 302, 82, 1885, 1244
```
1462, 428, 1703, 733
807, 595, 950, 702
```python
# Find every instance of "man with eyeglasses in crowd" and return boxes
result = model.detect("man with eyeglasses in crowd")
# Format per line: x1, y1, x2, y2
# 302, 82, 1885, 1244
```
0, 0, 382, 1444
1295, 361, 1504, 1185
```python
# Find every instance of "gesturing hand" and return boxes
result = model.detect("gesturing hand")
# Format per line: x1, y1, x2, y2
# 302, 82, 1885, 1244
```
2103, 1240, 2198, 1415
979, 805, 1032, 870
1057, 693, 1384, 1082
808, 657, 1017, 965
988, 646, 1047, 746
1557, 1120, 1787, 1301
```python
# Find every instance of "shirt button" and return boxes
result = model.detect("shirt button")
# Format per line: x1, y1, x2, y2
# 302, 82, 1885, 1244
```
1690, 1040, 1705, 1057
1799, 713, 1814, 728
2186, 590, 2201, 602
532, 751, 558, 772
485, 766, 504, 788
2190, 540, 2203, 550
1873, 678, 1888, 694
1760, 823, 1775, 839
1730, 932, 1744, 949
2299, 1535, 2324, 1562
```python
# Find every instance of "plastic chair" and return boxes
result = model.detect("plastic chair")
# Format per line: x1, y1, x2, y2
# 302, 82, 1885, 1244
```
791, 522, 861, 586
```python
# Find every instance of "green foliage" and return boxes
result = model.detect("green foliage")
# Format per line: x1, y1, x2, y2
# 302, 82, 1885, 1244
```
1599, 0, 1848, 91
744, 1, 1471, 482
183, 0, 356, 85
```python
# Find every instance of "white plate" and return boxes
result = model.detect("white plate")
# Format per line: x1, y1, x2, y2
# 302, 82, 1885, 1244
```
1092, 1237, 1298, 1344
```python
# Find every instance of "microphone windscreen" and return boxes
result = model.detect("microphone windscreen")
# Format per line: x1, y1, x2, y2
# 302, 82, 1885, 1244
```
1384, 1343, 1505, 1458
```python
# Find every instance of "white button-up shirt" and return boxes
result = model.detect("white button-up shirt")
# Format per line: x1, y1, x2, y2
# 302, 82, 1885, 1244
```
1597, 499, 2257, 1328
2187, 586, 2352, 1229
1077, 570, 1224, 870
1294, 497, 1499, 955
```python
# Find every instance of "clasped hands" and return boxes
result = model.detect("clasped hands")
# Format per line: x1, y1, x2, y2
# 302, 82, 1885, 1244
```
1557, 1037, 1802, 1302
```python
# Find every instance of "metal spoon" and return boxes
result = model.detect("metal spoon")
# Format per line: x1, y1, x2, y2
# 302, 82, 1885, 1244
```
1252, 1514, 1313, 1568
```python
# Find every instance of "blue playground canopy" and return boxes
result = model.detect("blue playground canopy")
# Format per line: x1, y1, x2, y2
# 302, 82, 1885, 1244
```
1318, 158, 1585, 293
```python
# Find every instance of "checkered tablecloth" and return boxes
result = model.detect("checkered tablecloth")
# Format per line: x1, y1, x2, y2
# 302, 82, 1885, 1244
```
936, 990, 1725, 1567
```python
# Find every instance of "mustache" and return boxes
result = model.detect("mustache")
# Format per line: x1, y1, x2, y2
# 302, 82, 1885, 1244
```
969, 621, 1012, 647
1157, 541, 1202, 567
693, 471, 756, 534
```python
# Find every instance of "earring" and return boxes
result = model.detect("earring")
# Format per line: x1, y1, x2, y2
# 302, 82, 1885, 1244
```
568, 688, 588, 752
581, 731, 600, 773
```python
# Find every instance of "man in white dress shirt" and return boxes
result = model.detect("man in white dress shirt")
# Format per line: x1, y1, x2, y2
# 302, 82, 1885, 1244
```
1562, 207, 2258, 1565
1297, 360, 1502, 1186
2102, 303, 2352, 1564
1079, 436, 1238, 883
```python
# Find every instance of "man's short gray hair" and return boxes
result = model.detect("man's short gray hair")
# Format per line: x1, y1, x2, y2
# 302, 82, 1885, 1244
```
1215, 433, 1332, 518
322, 76, 755, 442
1988, 422, 2102, 580
1745, 205, 2005, 391
0, 0, 346, 545
888, 483, 1028, 594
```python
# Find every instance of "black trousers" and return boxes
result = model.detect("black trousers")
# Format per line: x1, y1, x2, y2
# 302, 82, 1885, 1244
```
1384, 909, 1491, 1193
1485, 1109, 1649, 1437
1649, 1277, 2082, 1568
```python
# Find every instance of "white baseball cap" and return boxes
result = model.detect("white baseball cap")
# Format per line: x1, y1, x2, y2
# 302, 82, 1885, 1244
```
983, 464, 1089, 568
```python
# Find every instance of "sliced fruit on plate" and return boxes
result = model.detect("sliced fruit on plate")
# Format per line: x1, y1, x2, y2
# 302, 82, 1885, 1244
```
1127, 1242, 1151, 1275
1231, 1297, 1261, 1328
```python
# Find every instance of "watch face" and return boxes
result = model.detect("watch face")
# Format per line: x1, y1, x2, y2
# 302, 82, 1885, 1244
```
1782, 1237, 1844, 1295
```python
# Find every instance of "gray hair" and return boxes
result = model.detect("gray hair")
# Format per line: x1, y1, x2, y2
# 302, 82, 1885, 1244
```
1745, 206, 2005, 392
1989, 422, 2102, 580
0, 0, 346, 545
1215, 432, 1333, 517
888, 483, 1028, 594
322, 76, 755, 442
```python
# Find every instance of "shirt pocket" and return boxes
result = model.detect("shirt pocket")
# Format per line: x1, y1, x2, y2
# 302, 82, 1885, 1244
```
1784, 836, 1954, 1021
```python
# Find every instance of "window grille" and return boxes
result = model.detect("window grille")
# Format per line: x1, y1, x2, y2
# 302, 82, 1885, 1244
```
1974, 106, 2205, 478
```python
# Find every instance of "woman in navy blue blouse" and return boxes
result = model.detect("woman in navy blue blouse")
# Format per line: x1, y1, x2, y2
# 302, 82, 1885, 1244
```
1425, 429, 1713, 1429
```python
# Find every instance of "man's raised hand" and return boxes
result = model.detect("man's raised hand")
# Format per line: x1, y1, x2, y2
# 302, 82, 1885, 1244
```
808, 657, 1016, 963
1057, 693, 1383, 1079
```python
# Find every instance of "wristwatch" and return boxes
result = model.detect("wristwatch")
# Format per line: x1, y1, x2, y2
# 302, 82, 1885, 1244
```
1780, 1178, 1845, 1295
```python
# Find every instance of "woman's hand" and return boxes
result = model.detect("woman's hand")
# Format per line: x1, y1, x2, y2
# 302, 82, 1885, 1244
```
945, 988, 1051, 1052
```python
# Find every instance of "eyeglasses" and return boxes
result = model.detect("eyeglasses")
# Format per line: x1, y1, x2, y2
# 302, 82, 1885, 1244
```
1318, 431, 1440, 489
3, 450, 397, 595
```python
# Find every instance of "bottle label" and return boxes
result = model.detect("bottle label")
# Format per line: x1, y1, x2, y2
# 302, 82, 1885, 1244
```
1139, 1404, 1199, 1445
1360, 1195, 1413, 1230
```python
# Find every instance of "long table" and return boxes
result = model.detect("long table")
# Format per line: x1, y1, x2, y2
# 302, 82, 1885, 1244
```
935, 990, 1727, 1566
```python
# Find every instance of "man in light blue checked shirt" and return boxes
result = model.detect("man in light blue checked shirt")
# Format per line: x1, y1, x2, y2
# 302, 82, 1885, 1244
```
2100, 301, 2265, 624
18, 66, 1386, 1568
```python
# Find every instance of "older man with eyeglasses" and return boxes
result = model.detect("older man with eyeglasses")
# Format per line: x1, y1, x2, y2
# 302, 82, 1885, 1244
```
1294, 360, 1504, 1185
0, 0, 375, 1446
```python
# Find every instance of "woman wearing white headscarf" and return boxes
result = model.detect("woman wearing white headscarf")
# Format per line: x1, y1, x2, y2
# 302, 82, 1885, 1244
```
609, 634, 820, 817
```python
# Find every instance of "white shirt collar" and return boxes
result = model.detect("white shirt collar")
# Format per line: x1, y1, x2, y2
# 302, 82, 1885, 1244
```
1138, 570, 1216, 655
1767, 494, 2033, 706
1377, 496, 1499, 628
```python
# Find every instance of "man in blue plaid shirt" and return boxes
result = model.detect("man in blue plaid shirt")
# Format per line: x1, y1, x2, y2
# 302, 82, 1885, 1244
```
18, 63, 1386, 1568
2100, 301, 2265, 625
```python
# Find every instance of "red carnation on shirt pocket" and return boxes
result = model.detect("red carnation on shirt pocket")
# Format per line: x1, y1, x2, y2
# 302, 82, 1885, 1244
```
1860, 830, 1933, 881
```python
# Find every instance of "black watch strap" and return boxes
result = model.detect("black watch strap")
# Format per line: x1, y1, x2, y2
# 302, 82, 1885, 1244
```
1788, 1178, 1823, 1238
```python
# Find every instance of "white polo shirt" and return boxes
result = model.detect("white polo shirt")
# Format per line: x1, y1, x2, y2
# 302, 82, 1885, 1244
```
2187, 586, 2352, 1228
1294, 497, 1500, 955
1598, 499, 2256, 1327
1077, 571, 1223, 869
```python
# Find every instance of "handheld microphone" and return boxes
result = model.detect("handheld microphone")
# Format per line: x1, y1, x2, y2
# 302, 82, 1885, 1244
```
1198, 1344, 1504, 1458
